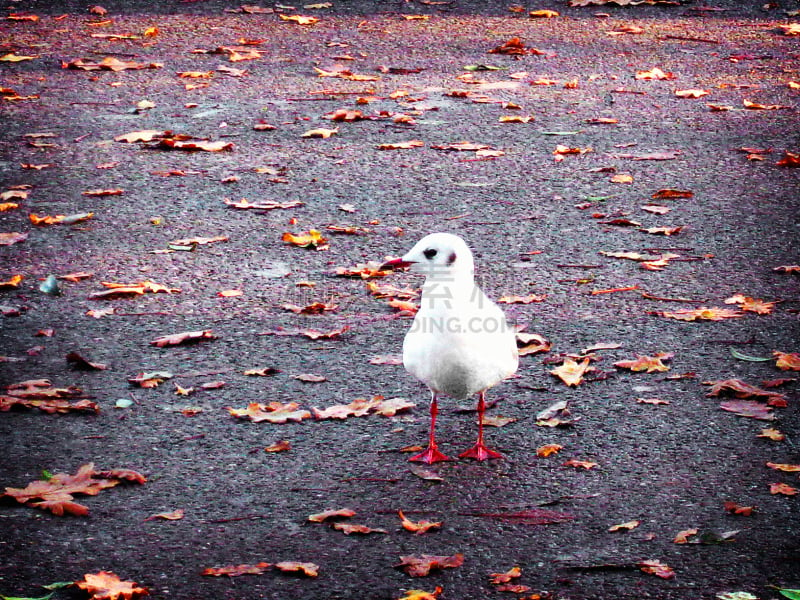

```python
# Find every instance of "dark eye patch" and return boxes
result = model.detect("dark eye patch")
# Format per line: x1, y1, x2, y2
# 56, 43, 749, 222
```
423, 248, 438, 259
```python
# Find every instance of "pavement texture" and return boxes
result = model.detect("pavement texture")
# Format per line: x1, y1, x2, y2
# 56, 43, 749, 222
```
1, 1, 799, 599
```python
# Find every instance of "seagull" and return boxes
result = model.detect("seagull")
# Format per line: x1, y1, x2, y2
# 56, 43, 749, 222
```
382, 233, 519, 463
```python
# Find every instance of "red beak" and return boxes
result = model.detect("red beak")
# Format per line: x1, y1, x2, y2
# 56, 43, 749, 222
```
380, 257, 414, 271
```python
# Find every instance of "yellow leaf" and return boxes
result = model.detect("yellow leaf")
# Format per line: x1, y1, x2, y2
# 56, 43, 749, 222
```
301, 127, 338, 138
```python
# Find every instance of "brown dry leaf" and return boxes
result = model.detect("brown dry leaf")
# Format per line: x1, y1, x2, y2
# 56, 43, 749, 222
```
393, 510, 440, 537
0, 395, 99, 415
396, 554, 464, 577
497, 293, 547, 304
331, 522, 387, 535
0, 232, 28, 246
641, 252, 681, 271
516, 332, 551, 356
335, 261, 390, 279
145, 508, 184, 521
63, 56, 162, 71
489, 37, 529, 55
743, 99, 791, 110
614, 352, 673, 373
776, 151, 800, 167
367, 282, 419, 299
530, 9, 559, 17
704, 379, 785, 403
369, 354, 403, 365
719, 400, 774, 421
151, 330, 216, 348
308, 508, 356, 522
637, 397, 670, 405
635, 67, 675, 80
431, 141, 491, 152
659, 307, 744, 321
377, 140, 425, 150
586, 117, 619, 124
66, 351, 107, 371
259, 326, 349, 340
128, 371, 172, 388
563, 458, 599, 470
611, 173, 634, 184
609, 520, 640, 532
227, 402, 312, 424
642, 226, 684, 236
536, 443, 563, 457
282, 229, 329, 249
3, 463, 145, 517
301, 127, 338, 139
75, 571, 149, 600
638, 559, 675, 579
395, 588, 443, 600
281, 301, 337, 314
551, 357, 593, 387
158, 138, 233, 152
652, 189, 693, 199
489, 566, 522, 584
774, 351, 800, 371
201, 562, 271, 577
723, 501, 755, 516
675, 89, 709, 98
293, 373, 327, 383
224, 198, 304, 210
273, 561, 319, 577
481, 415, 517, 427
115, 130, 167, 143
554, 144, 592, 156
264, 440, 291, 452
177, 71, 214, 78
243, 367, 279, 377
766, 462, 800, 473
770, 483, 798, 496
774, 265, 800, 274
498, 115, 534, 123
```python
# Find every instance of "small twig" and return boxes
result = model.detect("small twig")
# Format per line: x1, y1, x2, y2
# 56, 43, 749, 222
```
591, 285, 638, 295
444, 213, 470, 221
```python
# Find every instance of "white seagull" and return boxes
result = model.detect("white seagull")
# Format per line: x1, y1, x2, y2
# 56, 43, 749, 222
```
383, 233, 519, 463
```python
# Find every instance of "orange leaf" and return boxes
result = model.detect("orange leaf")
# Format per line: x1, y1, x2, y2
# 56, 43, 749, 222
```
638, 559, 675, 579
279, 14, 319, 25
489, 566, 522, 584
675, 89, 709, 98
332, 522, 388, 535
227, 402, 311, 424
563, 458, 598, 470
766, 462, 800, 473
758, 428, 785, 441
608, 520, 640, 532
673, 528, 698, 543
301, 127, 338, 138
264, 440, 291, 453
75, 571, 149, 600
282, 229, 329, 249
377, 140, 424, 150
770, 482, 798, 496
398, 509, 442, 534
536, 443, 563, 457
273, 561, 319, 576
652, 188, 692, 199
723, 501, 755, 516
396, 554, 464, 577
307, 508, 356, 522
635, 67, 674, 80
774, 351, 800, 371
659, 307, 744, 321
145, 508, 184, 521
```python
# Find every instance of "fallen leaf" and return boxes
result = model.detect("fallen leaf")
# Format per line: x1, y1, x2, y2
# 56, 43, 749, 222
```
0, 274, 23, 289
636, 67, 674, 80
3, 463, 145, 516
704, 379, 785, 404
264, 440, 291, 452
659, 307, 744, 321
281, 301, 337, 314
774, 351, 800, 371
719, 400, 774, 421
673, 528, 699, 543
201, 562, 271, 577
273, 561, 319, 577
293, 373, 327, 383
115, 130, 167, 143
398, 509, 442, 534
308, 508, 356, 522
244, 367, 279, 377
0, 232, 29, 246
75, 571, 149, 600
66, 351, 107, 371
776, 151, 800, 167
227, 402, 312, 424
128, 371, 173, 388
529, 9, 559, 17
638, 559, 675, 579
145, 508, 184, 521
757, 428, 785, 441
652, 189, 692, 199
516, 332, 551, 356
332, 522, 388, 535
766, 462, 800, 473
489, 565, 522, 584
497, 293, 547, 304
614, 352, 673, 373
675, 89, 710, 98
279, 14, 319, 25
63, 56, 162, 71
395, 587, 443, 600
637, 397, 670, 405
642, 225, 684, 236
551, 357, 593, 386
259, 326, 349, 340
158, 138, 233, 152
396, 554, 464, 577
563, 458, 599, 470
536, 444, 563, 457
150, 330, 216, 348
282, 229, 329, 249
743, 99, 791, 110
770, 483, 798, 496
609, 520, 640, 532
301, 127, 338, 138
377, 140, 425, 150
224, 198, 304, 210
723, 501, 754, 516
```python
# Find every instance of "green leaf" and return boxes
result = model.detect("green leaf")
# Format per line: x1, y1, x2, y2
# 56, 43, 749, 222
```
40, 583, 73, 591
1, 593, 54, 600
730, 347, 772, 362
40, 469, 53, 481
778, 589, 800, 600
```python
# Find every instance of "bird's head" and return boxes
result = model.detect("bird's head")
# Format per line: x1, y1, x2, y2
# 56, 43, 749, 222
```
382, 232, 475, 279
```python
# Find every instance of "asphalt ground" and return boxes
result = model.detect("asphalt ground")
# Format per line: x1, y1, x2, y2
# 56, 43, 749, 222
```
1, 1, 799, 599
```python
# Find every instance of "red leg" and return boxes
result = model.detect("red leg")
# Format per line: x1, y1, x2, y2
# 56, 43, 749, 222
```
410, 392, 452, 463
459, 391, 503, 461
